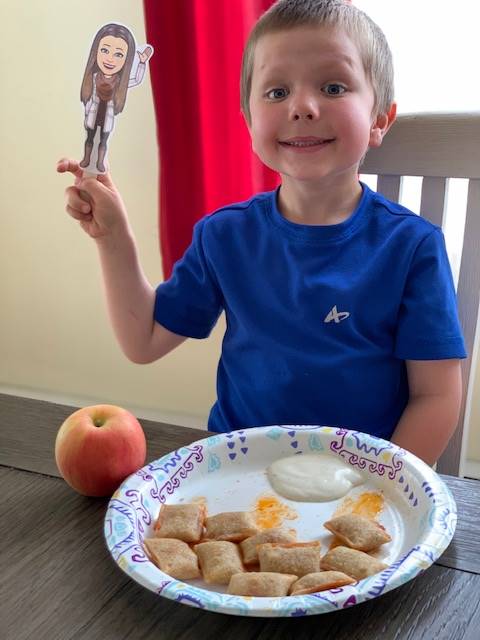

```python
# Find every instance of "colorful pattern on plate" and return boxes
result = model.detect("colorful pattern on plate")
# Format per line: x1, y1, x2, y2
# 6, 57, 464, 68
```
104, 426, 456, 617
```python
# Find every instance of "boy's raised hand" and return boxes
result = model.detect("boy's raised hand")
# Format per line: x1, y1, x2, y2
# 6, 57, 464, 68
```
56, 158, 129, 240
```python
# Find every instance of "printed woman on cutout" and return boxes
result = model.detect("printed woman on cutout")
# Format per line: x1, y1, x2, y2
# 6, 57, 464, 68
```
80, 23, 153, 173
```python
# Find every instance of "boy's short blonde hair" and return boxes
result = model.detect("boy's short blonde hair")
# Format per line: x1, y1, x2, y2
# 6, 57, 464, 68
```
241, 0, 394, 124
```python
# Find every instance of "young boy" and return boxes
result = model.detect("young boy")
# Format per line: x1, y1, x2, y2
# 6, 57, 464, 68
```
57, 0, 465, 466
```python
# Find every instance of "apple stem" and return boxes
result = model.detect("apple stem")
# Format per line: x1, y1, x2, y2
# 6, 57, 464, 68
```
94, 419, 104, 427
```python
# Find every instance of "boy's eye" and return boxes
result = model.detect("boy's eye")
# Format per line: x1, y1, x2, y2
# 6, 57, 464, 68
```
323, 83, 346, 96
266, 87, 288, 100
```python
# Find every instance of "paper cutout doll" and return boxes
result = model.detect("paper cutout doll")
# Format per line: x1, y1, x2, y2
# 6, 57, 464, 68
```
79, 23, 153, 174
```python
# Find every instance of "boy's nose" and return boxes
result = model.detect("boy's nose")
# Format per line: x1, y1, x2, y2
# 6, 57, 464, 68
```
293, 113, 314, 120
289, 95, 320, 121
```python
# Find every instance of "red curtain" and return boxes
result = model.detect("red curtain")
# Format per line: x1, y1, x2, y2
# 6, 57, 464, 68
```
143, 0, 278, 279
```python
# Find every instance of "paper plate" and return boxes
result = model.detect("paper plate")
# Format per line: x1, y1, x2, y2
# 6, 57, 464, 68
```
104, 426, 456, 617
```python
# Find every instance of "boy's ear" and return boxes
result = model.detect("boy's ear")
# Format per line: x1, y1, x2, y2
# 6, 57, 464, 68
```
242, 109, 257, 153
369, 102, 397, 148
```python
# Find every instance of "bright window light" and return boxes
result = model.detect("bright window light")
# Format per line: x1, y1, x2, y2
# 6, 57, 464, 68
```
353, 1, 479, 113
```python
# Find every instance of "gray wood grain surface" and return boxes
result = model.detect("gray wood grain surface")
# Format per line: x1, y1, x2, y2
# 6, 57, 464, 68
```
0, 392, 204, 476
434, 475, 480, 574
1, 467, 479, 640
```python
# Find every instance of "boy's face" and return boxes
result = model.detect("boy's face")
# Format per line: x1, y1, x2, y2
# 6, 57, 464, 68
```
246, 26, 392, 190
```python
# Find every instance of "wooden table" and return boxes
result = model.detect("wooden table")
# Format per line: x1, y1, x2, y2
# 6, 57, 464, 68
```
1, 393, 480, 640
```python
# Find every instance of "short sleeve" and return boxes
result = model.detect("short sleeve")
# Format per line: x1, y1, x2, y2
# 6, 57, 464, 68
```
394, 228, 467, 360
154, 218, 223, 338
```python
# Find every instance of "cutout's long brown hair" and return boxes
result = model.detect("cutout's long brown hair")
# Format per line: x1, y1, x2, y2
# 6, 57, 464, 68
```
80, 23, 136, 115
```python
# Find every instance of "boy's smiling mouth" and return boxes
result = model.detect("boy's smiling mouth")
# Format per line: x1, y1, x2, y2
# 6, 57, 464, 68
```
279, 136, 335, 148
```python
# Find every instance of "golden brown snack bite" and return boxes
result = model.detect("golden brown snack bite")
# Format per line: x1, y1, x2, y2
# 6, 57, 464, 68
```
228, 572, 298, 597
258, 542, 321, 578
240, 527, 297, 565
290, 571, 356, 595
324, 514, 392, 551
154, 503, 205, 543
204, 511, 259, 542
144, 538, 200, 580
195, 540, 244, 584
321, 545, 387, 580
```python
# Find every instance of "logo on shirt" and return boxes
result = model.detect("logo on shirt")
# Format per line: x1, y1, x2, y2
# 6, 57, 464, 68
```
324, 305, 350, 324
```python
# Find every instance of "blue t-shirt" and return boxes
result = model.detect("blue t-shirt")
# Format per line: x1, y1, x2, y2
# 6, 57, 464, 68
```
154, 183, 466, 439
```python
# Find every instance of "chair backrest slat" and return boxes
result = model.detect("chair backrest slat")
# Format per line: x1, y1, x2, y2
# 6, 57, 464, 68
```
377, 175, 401, 202
420, 177, 447, 228
452, 178, 480, 474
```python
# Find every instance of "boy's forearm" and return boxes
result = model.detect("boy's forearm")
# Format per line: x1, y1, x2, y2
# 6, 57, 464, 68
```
390, 394, 461, 466
95, 228, 156, 363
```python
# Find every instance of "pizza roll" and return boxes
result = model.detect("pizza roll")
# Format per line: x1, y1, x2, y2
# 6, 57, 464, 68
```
258, 542, 321, 577
204, 511, 259, 542
228, 572, 298, 597
321, 545, 387, 580
240, 527, 297, 565
194, 541, 245, 584
289, 571, 356, 595
323, 514, 392, 551
154, 503, 205, 543
144, 538, 200, 580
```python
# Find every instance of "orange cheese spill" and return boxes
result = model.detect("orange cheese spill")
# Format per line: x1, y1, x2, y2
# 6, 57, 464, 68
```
333, 491, 385, 519
254, 494, 298, 529
328, 492, 385, 550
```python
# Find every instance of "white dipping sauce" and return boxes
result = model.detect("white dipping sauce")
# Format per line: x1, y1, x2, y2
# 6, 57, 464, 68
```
267, 453, 364, 502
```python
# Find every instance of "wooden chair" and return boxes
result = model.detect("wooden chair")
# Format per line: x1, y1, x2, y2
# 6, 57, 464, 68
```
361, 112, 480, 476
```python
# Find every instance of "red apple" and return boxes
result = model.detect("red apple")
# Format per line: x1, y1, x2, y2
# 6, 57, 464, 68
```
55, 404, 147, 497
